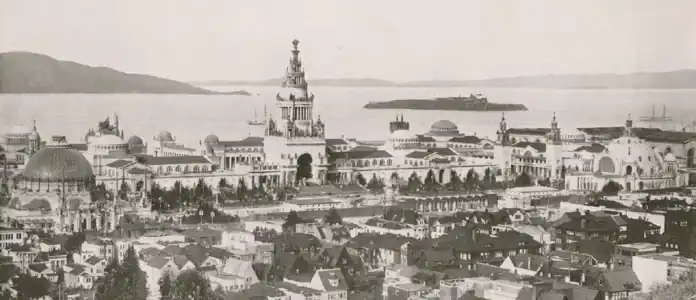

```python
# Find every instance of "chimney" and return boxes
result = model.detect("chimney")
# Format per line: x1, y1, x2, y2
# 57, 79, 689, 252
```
527, 256, 532, 269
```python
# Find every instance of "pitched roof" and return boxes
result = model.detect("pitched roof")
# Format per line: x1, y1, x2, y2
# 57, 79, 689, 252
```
594, 268, 642, 292
68, 265, 87, 276
449, 136, 482, 144
576, 240, 615, 264
315, 268, 349, 291
508, 253, 547, 271
222, 258, 253, 276
416, 135, 436, 142
29, 263, 49, 273
513, 141, 547, 153
428, 148, 458, 156
140, 155, 210, 165
106, 159, 134, 168
326, 138, 348, 146
0, 264, 18, 284
173, 255, 193, 269
344, 233, 414, 251
219, 136, 264, 147
405, 151, 432, 159
507, 128, 551, 135
85, 255, 104, 265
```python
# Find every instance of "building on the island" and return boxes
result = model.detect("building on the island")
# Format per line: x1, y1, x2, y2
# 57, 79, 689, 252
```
1, 121, 42, 166
1, 138, 124, 233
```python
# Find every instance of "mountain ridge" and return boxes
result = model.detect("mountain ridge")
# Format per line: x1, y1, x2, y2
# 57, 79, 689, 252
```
0, 52, 250, 95
193, 70, 696, 89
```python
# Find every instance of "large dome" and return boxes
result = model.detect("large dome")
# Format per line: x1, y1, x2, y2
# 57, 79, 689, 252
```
204, 134, 220, 145
157, 131, 174, 142
429, 120, 459, 135
605, 136, 665, 175
22, 146, 94, 181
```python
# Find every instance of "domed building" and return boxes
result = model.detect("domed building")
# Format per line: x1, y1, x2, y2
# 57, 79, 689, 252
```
149, 130, 197, 157
427, 120, 460, 137
565, 116, 686, 191
1, 121, 42, 166
3, 139, 123, 233
387, 129, 420, 151
127, 135, 146, 154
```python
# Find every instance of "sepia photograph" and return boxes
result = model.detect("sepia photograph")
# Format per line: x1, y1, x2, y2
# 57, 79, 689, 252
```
1, 1, 695, 299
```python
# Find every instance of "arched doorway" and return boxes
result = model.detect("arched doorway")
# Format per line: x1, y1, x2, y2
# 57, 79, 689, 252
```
91, 218, 97, 230
438, 170, 445, 183
639, 181, 644, 190
296, 153, 313, 184
136, 180, 144, 192
626, 165, 633, 176
626, 182, 632, 192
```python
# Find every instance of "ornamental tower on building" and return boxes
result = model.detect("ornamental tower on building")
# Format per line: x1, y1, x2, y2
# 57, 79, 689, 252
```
263, 40, 328, 186
494, 113, 512, 180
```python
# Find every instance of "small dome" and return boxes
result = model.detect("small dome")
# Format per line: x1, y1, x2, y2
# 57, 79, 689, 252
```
29, 130, 40, 141
22, 146, 94, 181
429, 120, 459, 135
664, 153, 677, 162
128, 136, 144, 146
157, 131, 174, 142
89, 134, 126, 146
204, 134, 220, 145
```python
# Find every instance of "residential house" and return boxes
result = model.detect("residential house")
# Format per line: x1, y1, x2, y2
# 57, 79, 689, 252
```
172, 255, 197, 273
614, 243, 660, 268
427, 227, 543, 267
386, 283, 429, 300
140, 256, 179, 299
585, 268, 642, 300
412, 248, 456, 270
46, 250, 68, 271
5, 244, 38, 270
227, 283, 289, 300
343, 233, 413, 269
183, 227, 222, 247
271, 233, 322, 256
282, 268, 349, 300
28, 263, 54, 280
553, 211, 628, 249
216, 257, 259, 290
272, 252, 315, 281
499, 253, 547, 277
64, 264, 93, 290
318, 246, 365, 279
84, 255, 107, 276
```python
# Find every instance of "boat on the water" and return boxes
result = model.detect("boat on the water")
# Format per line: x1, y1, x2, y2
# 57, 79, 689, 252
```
363, 93, 528, 111
248, 105, 267, 126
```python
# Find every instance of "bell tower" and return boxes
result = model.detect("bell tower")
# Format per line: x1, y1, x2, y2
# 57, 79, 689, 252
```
389, 114, 410, 133
494, 113, 512, 180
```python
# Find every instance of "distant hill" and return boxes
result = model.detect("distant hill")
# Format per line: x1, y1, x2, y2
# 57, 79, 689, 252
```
0, 52, 250, 95
193, 78, 396, 87
197, 70, 696, 89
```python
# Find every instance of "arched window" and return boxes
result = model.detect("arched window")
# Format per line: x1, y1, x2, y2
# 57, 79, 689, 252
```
183, 166, 189, 173
166, 166, 172, 173
365, 160, 370, 167
387, 159, 392, 166
193, 166, 200, 172
372, 159, 378, 165
175, 166, 181, 172
158, 166, 163, 174
202, 166, 208, 172
379, 159, 385, 166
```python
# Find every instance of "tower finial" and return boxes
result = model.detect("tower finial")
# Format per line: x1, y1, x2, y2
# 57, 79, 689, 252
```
32, 119, 37, 130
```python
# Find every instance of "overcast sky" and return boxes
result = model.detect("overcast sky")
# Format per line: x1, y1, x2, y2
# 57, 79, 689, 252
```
1, 0, 695, 82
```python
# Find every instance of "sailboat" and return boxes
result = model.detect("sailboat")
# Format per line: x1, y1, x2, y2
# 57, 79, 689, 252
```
640, 104, 673, 129
248, 105, 267, 126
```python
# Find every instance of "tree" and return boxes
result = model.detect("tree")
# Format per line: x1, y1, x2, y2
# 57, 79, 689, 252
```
514, 172, 533, 187
355, 173, 367, 186
218, 178, 228, 189
645, 271, 696, 299
424, 169, 436, 187
366, 174, 384, 193
282, 211, 303, 232
324, 208, 343, 225
483, 168, 491, 183
601, 180, 623, 196
159, 272, 172, 300
14, 273, 51, 299
405, 172, 423, 193
168, 270, 218, 300
447, 170, 462, 191
236, 178, 248, 202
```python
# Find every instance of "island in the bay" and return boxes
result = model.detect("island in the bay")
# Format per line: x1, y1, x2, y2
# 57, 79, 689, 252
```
0, 52, 251, 95
364, 93, 528, 111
